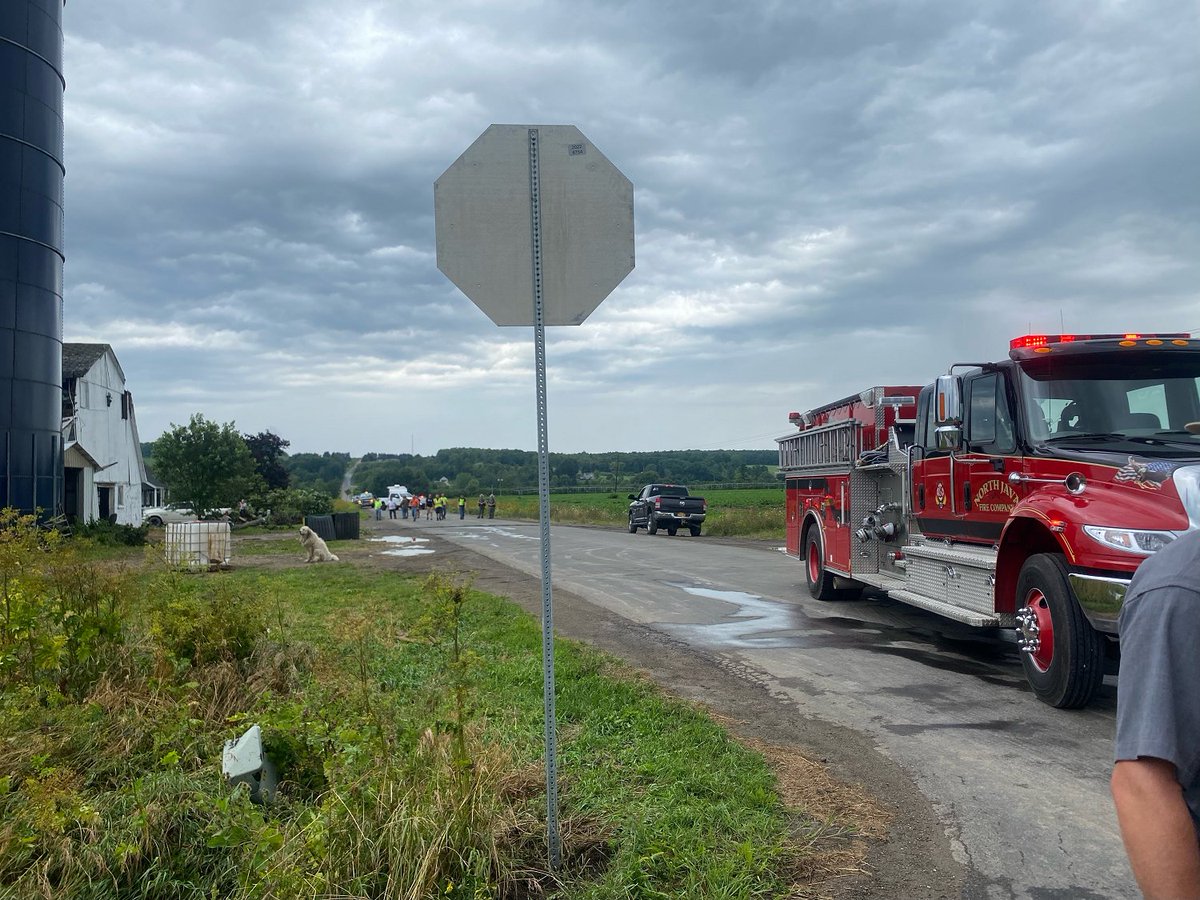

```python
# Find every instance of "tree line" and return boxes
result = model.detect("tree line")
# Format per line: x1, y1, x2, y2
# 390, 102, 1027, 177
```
353, 447, 777, 499
142, 415, 777, 514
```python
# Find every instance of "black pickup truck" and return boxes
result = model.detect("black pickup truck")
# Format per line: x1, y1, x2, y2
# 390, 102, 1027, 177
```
627, 484, 706, 536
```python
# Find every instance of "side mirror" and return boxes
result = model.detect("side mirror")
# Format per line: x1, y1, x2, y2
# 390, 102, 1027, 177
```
628, 494, 638, 501
935, 424, 962, 452
934, 374, 962, 426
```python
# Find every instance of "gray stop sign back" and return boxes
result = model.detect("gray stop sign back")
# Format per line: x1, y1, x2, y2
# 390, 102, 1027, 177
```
434, 124, 634, 326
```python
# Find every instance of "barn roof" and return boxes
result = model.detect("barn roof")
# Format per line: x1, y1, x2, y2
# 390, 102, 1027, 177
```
62, 343, 112, 379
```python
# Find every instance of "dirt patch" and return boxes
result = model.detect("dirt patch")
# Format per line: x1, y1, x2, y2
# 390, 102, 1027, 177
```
226, 523, 964, 899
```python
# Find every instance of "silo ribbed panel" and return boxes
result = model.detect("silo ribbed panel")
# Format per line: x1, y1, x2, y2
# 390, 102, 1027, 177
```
0, 0, 65, 515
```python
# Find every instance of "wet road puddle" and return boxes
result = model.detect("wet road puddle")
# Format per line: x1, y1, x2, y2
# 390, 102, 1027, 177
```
370, 535, 435, 556
661, 583, 1029, 686
664, 584, 803, 648
443, 526, 540, 543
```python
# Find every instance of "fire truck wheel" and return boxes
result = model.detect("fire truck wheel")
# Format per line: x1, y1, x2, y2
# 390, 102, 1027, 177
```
628, 514, 638, 533
648, 516, 658, 535
1015, 553, 1104, 709
804, 528, 839, 601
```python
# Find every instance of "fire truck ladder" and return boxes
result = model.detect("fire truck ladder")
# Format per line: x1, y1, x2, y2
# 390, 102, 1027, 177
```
778, 420, 861, 473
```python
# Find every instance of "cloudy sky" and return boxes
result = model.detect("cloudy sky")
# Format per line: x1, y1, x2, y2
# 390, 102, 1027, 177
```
62, 0, 1200, 456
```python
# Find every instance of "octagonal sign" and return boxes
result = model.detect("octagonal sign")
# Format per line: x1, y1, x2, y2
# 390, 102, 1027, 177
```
435, 124, 634, 326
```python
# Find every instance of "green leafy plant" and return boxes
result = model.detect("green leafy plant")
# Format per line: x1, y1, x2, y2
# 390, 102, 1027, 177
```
146, 575, 265, 667
74, 519, 149, 546
252, 487, 335, 526
412, 574, 480, 771
0, 509, 128, 698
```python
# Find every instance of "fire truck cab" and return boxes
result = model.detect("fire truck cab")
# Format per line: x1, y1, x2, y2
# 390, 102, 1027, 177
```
777, 333, 1200, 708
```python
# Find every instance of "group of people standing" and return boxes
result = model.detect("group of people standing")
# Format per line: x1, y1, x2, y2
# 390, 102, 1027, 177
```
373, 492, 459, 521
371, 492, 497, 521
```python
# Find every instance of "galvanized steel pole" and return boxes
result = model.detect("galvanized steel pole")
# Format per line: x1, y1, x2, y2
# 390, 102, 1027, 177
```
527, 127, 562, 870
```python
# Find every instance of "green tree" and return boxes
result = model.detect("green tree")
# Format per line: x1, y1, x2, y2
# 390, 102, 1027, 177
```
244, 430, 291, 490
152, 414, 258, 516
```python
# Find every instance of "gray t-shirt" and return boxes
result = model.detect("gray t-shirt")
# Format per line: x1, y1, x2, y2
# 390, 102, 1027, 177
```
1114, 529, 1200, 834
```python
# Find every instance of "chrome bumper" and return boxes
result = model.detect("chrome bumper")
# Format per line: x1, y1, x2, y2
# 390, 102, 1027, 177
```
1068, 572, 1128, 635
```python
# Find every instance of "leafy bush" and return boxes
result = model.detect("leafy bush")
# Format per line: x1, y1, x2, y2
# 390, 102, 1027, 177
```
0, 767, 248, 899
251, 487, 334, 526
75, 518, 149, 546
147, 576, 266, 666
0, 509, 129, 699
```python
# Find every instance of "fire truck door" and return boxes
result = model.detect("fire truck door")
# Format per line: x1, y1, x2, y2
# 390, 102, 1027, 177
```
785, 478, 802, 555
912, 385, 956, 537
827, 477, 851, 572
956, 372, 1020, 543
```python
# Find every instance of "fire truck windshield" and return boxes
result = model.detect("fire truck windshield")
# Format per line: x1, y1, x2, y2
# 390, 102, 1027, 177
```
1016, 354, 1200, 454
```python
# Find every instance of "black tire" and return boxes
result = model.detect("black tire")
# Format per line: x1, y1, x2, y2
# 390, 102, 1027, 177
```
648, 515, 658, 535
148, 516, 164, 527
804, 527, 839, 601
667, 525, 678, 536
689, 524, 701, 537
628, 514, 638, 534
1015, 553, 1104, 709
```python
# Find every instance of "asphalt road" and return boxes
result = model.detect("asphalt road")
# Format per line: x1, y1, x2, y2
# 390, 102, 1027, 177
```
394, 515, 1135, 899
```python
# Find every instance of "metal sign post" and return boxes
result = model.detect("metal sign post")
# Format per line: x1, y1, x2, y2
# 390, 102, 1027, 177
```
527, 127, 562, 869
434, 123, 634, 872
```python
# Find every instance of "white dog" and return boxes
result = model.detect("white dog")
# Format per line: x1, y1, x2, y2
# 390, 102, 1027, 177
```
299, 525, 339, 562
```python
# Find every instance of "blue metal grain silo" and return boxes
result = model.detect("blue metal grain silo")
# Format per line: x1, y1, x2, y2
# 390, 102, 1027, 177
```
0, 0, 65, 516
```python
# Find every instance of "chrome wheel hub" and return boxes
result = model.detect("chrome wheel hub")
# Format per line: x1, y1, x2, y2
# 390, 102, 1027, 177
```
1015, 606, 1041, 654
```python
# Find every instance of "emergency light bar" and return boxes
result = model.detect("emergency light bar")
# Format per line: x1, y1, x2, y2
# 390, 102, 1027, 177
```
1010, 333, 1190, 351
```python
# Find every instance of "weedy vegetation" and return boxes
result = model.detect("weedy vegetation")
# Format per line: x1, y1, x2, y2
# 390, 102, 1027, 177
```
0, 510, 878, 899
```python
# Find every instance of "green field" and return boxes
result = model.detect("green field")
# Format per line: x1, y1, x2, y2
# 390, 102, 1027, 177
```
500, 487, 785, 539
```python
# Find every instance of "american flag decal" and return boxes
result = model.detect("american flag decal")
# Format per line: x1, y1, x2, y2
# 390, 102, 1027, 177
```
1114, 457, 1175, 490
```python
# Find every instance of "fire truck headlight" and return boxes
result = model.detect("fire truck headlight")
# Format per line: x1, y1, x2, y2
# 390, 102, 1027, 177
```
1083, 526, 1179, 555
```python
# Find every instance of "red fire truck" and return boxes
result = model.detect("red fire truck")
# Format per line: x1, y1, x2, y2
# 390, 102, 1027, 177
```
777, 333, 1200, 708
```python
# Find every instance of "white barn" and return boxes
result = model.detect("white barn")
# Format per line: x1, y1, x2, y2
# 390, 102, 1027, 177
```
61, 343, 152, 525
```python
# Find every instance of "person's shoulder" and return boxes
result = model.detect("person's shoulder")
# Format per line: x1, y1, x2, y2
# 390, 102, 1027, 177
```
1121, 532, 1200, 632
1129, 530, 1200, 596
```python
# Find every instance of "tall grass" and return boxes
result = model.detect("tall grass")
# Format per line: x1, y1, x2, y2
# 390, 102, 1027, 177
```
0, 529, 863, 898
